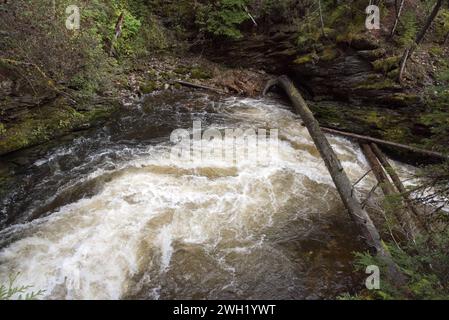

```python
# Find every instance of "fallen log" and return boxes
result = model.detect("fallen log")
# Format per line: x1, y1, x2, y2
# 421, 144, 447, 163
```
264, 75, 406, 284
264, 87, 446, 161
361, 143, 418, 241
174, 80, 227, 95
319, 127, 447, 161
370, 143, 430, 235
361, 143, 396, 196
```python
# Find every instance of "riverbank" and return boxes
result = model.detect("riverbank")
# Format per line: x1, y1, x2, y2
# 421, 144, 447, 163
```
0, 53, 270, 156
2, 1, 448, 162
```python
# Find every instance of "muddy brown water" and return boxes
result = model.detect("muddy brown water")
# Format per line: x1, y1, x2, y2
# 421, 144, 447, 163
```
0, 91, 414, 299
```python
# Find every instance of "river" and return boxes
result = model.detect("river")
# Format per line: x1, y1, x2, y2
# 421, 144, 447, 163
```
0, 91, 414, 299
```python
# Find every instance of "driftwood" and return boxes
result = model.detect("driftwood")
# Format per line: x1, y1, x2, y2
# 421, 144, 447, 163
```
361, 143, 418, 241
174, 80, 227, 95
264, 75, 406, 284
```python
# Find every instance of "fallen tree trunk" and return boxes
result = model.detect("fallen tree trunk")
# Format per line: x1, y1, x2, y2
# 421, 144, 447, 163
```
264, 76, 406, 284
174, 80, 227, 95
361, 143, 418, 241
371, 143, 430, 235
264, 87, 446, 161
361, 143, 396, 196
319, 127, 447, 161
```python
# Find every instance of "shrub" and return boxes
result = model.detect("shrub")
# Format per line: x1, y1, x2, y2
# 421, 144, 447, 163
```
196, 0, 250, 40
0, 273, 44, 300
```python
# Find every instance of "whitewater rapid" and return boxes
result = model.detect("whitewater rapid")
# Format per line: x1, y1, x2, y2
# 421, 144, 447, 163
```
0, 96, 414, 299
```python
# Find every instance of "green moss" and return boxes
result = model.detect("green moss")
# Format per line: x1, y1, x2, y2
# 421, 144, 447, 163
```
190, 67, 212, 80
174, 66, 190, 75
140, 80, 158, 94
387, 93, 421, 106
365, 111, 385, 128
294, 53, 317, 65
372, 56, 401, 74
319, 46, 340, 62
0, 123, 6, 136
336, 30, 364, 46
384, 127, 409, 142
387, 69, 399, 80
429, 46, 444, 57
0, 100, 118, 156
355, 79, 399, 90
147, 68, 158, 78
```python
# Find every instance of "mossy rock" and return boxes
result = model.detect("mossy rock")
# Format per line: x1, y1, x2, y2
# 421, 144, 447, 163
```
372, 56, 401, 74
355, 79, 400, 90
385, 93, 421, 107
0, 100, 118, 156
294, 53, 318, 65
319, 46, 340, 62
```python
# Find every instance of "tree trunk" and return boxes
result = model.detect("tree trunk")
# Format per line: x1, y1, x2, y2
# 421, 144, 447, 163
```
361, 143, 396, 196
414, 0, 444, 47
109, 12, 125, 56
361, 143, 418, 241
370, 143, 430, 235
443, 30, 449, 45
398, 47, 411, 83
315, 126, 447, 161
318, 0, 326, 38
174, 80, 227, 95
399, 0, 444, 82
264, 76, 406, 284
390, 0, 405, 37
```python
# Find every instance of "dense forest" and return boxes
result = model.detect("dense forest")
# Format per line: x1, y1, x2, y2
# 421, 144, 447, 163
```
1, 0, 449, 300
